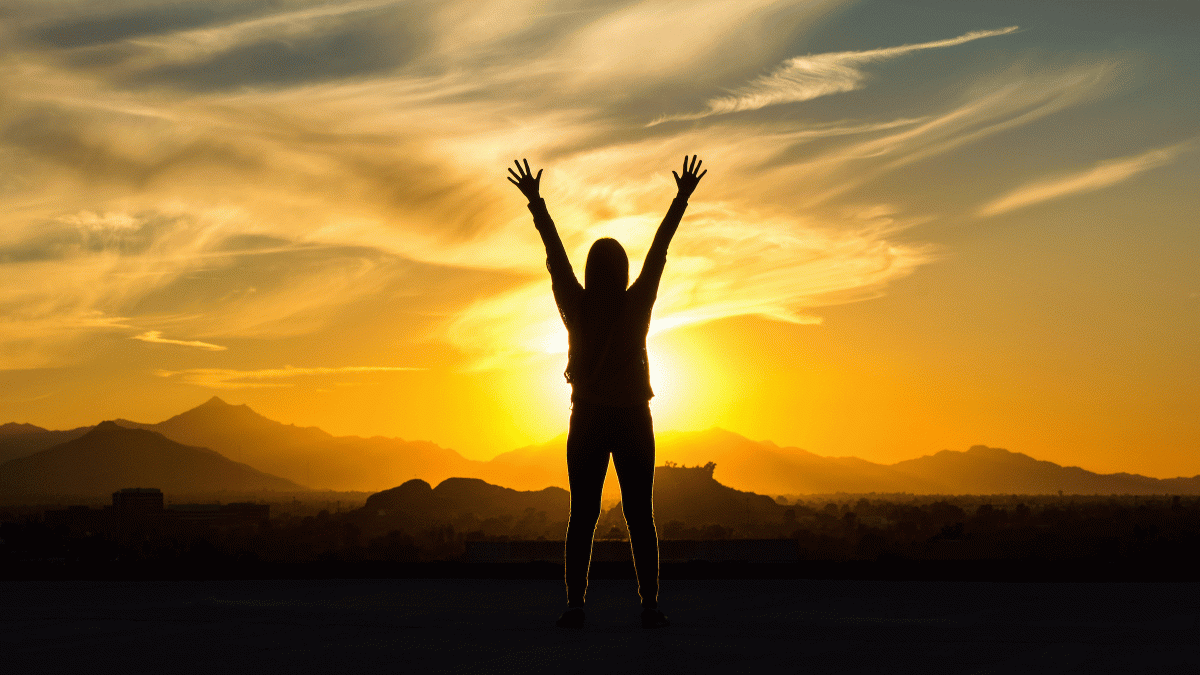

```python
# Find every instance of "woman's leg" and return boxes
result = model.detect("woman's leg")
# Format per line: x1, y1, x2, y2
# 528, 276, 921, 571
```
611, 404, 659, 609
564, 405, 610, 607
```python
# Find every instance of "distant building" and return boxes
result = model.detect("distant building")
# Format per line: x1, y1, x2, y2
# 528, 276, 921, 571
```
112, 488, 164, 513
44, 489, 268, 533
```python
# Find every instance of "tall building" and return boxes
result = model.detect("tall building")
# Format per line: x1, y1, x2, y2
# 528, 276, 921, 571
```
112, 488, 164, 513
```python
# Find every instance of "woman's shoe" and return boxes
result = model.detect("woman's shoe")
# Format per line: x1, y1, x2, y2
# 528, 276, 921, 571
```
641, 607, 670, 628
556, 606, 585, 628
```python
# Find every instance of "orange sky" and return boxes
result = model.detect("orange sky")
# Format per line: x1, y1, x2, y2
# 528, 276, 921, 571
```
1, 1, 1197, 478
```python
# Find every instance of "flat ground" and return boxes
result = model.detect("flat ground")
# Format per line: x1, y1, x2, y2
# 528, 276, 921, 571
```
3, 577, 1197, 673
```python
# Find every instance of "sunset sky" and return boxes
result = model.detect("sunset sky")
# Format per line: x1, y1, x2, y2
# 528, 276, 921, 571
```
1, 1, 1196, 477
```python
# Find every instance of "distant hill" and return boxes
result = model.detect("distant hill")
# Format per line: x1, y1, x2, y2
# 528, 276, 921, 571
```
668, 432, 1200, 495
349, 465, 787, 538
649, 463, 785, 529
481, 429, 932, 496
0, 422, 45, 436
0, 421, 301, 495
482, 429, 1200, 496
657, 429, 938, 495
350, 477, 571, 537
112, 397, 485, 491
0, 423, 92, 465
890, 445, 1200, 495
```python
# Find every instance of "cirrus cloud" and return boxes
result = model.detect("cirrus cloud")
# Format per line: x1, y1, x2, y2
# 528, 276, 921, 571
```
154, 365, 425, 389
979, 138, 1199, 217
651, 26, 1020, 125
131, 330, 226, 351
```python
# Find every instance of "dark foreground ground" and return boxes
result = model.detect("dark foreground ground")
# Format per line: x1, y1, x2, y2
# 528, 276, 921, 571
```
4, 574, 1198, 674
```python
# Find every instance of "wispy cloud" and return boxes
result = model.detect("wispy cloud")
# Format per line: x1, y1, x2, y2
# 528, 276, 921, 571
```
131, 330, 226, 351
781, 61, 1123, 207
0, 0, 1137, 372
130, 0, 407, 63
979, 138, 1198, 217
0, 202, 410, 368
651, 26, 1019, 124
154, 365, 425, 389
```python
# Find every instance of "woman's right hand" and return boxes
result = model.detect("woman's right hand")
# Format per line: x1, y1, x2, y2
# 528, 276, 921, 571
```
507, 158, 543, 202
673, 155, 706, 200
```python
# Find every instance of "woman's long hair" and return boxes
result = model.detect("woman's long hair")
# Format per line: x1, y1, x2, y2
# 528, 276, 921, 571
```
567, 238, 628, 386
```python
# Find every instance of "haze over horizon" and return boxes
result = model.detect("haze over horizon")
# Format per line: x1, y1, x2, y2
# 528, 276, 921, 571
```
1, 1, 1197, 477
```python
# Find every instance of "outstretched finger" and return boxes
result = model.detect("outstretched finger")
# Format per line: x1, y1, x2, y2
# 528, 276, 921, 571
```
697, 169, 707, 180
523, 158, 532, 177
513, 159, 525, 177
508, 168, 522, 181
507, 177, 519, 186
694, 159, 702, 174
689, 155, 698, 173
536, 169, 543, 181
672, 170, 680, 183
683, 156, 689, 174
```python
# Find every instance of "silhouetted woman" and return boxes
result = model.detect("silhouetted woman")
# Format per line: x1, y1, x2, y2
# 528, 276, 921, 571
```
508, 156, 706, 629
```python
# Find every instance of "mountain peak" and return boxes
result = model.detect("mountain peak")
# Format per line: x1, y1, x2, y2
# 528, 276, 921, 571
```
177, 396, 263, 421
0, 422, 47, 436
156, 395, 334, 455
91, 420, 125, 433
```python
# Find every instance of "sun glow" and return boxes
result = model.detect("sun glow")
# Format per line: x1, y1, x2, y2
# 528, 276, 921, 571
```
534, 325, 570, 355
646, 336, 701, 430
648, 347, 676, 405
490, 326, 713, 451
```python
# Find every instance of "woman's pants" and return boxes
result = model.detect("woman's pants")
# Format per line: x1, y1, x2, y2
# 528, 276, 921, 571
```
564, 403, 658, 609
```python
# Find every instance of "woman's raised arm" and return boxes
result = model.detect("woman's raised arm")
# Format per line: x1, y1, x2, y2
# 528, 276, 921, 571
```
635, 155, 705, 290
508, 159, 582, 309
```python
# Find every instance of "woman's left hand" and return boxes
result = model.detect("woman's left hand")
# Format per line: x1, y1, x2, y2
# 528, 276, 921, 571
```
507, 158, 543, 202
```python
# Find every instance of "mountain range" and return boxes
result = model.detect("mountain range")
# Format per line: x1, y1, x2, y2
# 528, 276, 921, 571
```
2, 397, 1199, 496
108, 397, 480, 491
0, 422, 91, 465
485, 428, 1200, 496
0, 421, 300, 495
